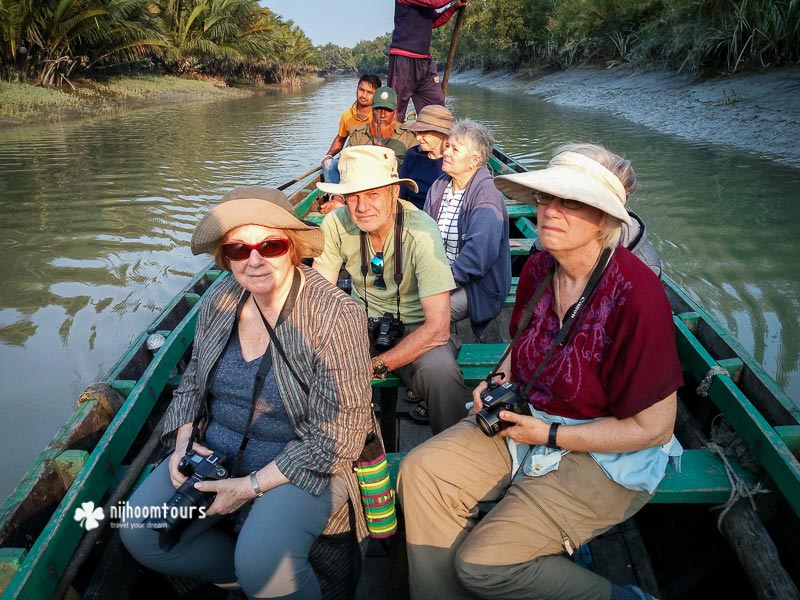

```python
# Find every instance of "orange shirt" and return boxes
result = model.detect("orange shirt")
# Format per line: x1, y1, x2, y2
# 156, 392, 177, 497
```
337, 104, 371, 138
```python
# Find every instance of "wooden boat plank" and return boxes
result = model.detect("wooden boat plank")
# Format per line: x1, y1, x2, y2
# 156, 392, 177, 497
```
0, 400, 105, 544
674, 317, 800, 517
506, 204, 537, 220
52, 451, 88, 491
0, 295, 205, 599
664, 275, 800, 424
0, 549, 26, 595
776, 425, 800, 452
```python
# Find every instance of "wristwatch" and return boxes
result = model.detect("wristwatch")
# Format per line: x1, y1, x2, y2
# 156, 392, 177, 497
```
371, 356, 390, 379
250, 471, 264, 498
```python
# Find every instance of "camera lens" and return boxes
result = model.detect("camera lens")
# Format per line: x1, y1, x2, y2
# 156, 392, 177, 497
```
476, 410, 503, 437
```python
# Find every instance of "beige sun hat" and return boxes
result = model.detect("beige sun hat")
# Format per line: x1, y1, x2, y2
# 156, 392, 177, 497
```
403, 104, 453, 135
191, 186, 325, 257
493, 151, 632, 226
316, 146, 418, 196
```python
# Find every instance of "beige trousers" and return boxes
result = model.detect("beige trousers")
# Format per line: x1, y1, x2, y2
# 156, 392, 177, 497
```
397, 419, 651, 600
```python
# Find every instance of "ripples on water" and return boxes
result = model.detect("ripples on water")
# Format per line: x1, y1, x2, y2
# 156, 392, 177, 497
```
1, 77, 798, 502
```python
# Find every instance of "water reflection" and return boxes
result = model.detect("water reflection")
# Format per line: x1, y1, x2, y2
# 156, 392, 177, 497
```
0, 77, 798, 504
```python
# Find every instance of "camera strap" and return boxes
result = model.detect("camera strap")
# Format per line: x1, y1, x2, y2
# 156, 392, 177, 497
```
489, 247, 612, 398
359, 201, 404, 322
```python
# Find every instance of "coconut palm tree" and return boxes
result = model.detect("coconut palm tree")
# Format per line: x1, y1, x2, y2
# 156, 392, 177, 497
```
0, 0, 165, 85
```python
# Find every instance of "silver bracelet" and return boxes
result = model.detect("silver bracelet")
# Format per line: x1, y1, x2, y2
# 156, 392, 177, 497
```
249, 471, 264, 498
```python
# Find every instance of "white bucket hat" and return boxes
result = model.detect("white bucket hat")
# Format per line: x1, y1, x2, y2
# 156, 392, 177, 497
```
494, 151, 632, 226
191, 186, 325, 257
317, 146, 418, 196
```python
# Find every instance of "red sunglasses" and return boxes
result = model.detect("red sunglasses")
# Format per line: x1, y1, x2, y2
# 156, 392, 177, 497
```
221, 238, 291, 261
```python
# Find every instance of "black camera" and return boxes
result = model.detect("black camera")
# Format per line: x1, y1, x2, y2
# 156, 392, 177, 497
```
476, 381, 531, 437
368, 312, 405, 351
144, 450, 229, 551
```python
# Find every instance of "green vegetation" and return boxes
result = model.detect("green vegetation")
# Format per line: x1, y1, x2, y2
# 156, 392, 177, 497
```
0, 75, 245, 122
314, 0, 799, 76
0, 0, 318, 86
432, 0, 800, 74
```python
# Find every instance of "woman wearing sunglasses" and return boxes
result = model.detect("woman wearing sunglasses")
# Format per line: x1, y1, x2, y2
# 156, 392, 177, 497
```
398, 144, 683, 600
121, 186, 374, 599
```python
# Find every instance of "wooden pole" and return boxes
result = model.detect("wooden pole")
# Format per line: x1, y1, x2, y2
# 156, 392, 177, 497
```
276, 166, 320, 191
675, 402, 799, 599
441, 5, 467, 96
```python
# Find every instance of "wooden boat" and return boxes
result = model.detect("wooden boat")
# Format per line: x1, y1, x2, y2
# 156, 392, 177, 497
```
0, 150, 798, 600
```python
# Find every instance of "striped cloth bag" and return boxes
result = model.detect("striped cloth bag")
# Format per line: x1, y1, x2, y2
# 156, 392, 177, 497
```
353, 432, 397, 538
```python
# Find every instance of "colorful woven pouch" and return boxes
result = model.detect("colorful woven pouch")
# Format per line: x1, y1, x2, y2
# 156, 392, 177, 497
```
354, 432, 397, 538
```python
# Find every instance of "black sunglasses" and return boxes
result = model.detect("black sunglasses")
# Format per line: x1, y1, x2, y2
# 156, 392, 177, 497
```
371, 253, 386, 290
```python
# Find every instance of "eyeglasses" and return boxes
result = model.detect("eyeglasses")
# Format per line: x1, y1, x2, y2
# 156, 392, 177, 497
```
534, 193, 586, 211
221, 238, 291, 261
371, 253, 386, 290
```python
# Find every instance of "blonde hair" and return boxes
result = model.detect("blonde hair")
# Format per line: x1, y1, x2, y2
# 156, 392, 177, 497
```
214, 228, 302, 271
553, 143, 635, 249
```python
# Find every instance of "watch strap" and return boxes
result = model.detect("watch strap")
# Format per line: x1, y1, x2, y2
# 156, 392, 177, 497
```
547, 422, 561, 449
250, 471, 264, 498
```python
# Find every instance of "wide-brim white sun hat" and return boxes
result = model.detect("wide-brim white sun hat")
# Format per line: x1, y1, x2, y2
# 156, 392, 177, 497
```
191, 186, 325, 258
493, 151, 632, 226
317, 145, 418, 196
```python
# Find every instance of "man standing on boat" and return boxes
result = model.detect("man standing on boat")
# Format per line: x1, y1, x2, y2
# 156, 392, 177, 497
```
389, 0, 468, 122
313, 145, 471, 434
320, 74, 381, 184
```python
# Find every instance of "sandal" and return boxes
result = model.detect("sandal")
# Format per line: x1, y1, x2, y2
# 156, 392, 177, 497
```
405, 389, 423, 404
408, 400, 430, 424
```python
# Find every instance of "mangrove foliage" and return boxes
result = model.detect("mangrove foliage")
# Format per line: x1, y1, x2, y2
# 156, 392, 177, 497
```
320, 0, 799, 76
0, 0, 318, 85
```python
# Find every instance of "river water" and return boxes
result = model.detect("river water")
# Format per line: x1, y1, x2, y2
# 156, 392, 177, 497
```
0, 77, 798, 503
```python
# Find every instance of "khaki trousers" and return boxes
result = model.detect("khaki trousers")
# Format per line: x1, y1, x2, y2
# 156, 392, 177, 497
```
397, 419, 651, 600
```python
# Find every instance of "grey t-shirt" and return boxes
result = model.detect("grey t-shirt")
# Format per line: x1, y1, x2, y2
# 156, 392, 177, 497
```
205, 331, 298, 476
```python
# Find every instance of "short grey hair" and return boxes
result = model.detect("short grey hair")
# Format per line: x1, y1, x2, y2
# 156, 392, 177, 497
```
448, 119, 494, 166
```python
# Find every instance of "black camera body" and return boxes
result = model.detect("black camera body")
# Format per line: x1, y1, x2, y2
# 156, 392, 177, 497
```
368, 312, 405, 351
144, 450, 229, 550
475, 381, 531, 437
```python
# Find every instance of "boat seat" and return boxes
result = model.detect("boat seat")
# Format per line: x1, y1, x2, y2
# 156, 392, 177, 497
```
384, 448, 759, 504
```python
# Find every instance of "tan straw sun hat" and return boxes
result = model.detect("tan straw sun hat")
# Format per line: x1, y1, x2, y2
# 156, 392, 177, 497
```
494, 151, 632, 226
316, 146, 418, 196
191, 186, 325, 257
403, 104, 453, 135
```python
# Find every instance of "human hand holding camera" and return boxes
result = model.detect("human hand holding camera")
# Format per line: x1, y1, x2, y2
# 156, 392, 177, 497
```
170, 424, 213, 488
472, 371, 509, 413
495, 411, 549, 446
193, 476, 254, 515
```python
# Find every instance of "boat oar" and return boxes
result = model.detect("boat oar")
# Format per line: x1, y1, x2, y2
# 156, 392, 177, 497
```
441, 4, 467, 96
276, 166, 320, 191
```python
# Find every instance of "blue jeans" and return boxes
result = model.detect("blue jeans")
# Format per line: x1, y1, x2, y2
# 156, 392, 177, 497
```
119, 459, 348, 599
321, 156, 340, 183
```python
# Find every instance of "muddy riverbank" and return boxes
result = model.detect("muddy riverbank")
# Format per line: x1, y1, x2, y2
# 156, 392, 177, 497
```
451, 65, 800, 169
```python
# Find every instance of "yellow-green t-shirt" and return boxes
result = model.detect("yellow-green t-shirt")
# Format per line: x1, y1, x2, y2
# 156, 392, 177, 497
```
316, 200, 455, 324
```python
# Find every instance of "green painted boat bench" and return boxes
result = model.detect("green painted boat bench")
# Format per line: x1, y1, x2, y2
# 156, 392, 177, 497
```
383, 448, 758, 505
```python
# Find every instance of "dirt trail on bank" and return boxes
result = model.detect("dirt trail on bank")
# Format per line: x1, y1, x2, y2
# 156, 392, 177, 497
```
451, 65, 800, 169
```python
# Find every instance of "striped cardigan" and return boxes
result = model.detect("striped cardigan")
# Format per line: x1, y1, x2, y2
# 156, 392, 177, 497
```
163, 265, 374, 595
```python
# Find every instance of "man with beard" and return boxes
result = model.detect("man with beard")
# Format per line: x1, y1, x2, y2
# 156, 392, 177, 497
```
320, 74, 381, 185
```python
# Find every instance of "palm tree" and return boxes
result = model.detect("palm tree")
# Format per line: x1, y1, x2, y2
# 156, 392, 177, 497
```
1, 0, 165, 85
